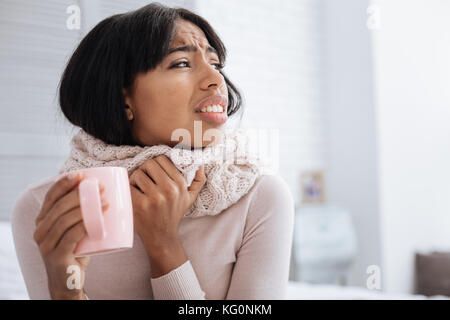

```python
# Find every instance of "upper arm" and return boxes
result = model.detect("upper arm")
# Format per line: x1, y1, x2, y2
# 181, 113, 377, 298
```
11, 188, 52, 300
225, 174, 295, 299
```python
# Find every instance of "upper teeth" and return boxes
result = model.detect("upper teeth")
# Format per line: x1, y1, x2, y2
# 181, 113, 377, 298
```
199, 104, 224, 113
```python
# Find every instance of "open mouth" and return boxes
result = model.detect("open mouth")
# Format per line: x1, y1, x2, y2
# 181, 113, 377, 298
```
195, 107, 228, 124
196, 104, 225, 113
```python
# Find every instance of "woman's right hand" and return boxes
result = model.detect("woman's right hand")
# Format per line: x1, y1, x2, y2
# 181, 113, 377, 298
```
33, 172, 109, 300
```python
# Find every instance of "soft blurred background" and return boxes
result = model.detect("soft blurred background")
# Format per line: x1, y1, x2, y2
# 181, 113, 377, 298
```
1, 0, 450, 299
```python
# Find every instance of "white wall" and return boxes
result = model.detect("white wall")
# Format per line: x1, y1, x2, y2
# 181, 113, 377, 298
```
372, 0, 450, 294
322, 0, 382, 288
195, 0, 329, 282
196, 0, 328, 208
0, 0, 82, 221
0, 0, 195, 221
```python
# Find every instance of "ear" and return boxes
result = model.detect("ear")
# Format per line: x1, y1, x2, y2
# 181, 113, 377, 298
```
125, 107, 134, 121
122, 88, 131, 106
121, 89, 132, 119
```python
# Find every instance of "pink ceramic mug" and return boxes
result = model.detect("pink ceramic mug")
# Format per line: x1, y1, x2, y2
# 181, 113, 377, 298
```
60, 167, 134, 257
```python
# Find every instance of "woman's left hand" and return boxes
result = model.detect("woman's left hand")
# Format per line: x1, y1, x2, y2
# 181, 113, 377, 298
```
129, 155, 206, 255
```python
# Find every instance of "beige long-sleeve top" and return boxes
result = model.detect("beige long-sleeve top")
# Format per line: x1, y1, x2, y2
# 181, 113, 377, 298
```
11, 173, 294, 300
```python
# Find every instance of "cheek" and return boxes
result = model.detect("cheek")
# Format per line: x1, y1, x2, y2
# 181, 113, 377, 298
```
162, 87, 195, 119
141, 99, 194, 138
134, 77, 197, 140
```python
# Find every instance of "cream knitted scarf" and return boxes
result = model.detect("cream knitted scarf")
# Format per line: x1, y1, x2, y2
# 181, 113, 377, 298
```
58, 128, 262, 218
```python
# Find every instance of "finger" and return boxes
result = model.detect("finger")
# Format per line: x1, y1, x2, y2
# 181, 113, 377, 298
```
35, 193, 109, 246
34, 183, 106, 244
34, 185, 81, 243
140, 158, 168, 185
130, 169, 156, 195
153, 155, 186, 187
56, 220, 89, 254
130, 183, 144, 196
36, 172, 83, 226
130, 184, 148, 210
40, 207, 83, 254
40, 201, 110, 254
188, 165, 207, 196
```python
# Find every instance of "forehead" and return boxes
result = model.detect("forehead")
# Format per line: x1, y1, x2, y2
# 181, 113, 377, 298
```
171, 19, 209, 47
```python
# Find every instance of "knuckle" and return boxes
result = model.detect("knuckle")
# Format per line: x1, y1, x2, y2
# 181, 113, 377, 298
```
151, 193, 165, 207
60, 209, 81, 231
34, 216, 41, 226
58, 212, 73, 229
58, 177, 71, 190
43, 191, 54, 208
142, 159, 154, 168
166, 185, 179, 199
59, 175, 76, 190
136, 168, 146, 178
64, 174, 74, 183
74, 187, 80, 201
135, 170, 146, 181
73, 223, 85, 240
136, 198, 149, 211
131, 168, 140, 177
51, 199, 64, 217
39, 242, 51, 256
64, 231, 78, 244
33, 229, 40, 243
60, 228, 78, 247
156, 155, 166, 161
133, 171, 144, 184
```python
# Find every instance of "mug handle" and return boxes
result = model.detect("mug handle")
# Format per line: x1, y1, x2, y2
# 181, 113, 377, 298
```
78, 177, 106, 240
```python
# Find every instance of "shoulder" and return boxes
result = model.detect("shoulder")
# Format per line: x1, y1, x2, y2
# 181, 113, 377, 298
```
237, 174, 295, 247
251, 174, 294, 208
11, 175, 59, 227
253, 173, 292, 196
246, 173, 295, 223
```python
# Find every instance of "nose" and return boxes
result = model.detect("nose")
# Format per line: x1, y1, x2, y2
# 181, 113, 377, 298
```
198, 57, 226, 91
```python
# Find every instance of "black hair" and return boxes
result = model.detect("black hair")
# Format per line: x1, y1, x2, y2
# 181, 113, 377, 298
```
58, 2, 243, 146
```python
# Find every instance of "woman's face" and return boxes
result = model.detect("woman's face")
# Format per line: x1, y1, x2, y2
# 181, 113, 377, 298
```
123, 19, 229, 148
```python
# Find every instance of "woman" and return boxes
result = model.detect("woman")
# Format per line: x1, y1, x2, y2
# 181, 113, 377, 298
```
11, 3, 294, 300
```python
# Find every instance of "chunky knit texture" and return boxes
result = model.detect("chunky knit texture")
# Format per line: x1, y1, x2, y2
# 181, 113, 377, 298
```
58, 128, 262, 218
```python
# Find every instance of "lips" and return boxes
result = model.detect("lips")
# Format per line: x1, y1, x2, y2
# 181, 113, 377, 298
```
194, 94, 228, 113
194, 94, 229, 125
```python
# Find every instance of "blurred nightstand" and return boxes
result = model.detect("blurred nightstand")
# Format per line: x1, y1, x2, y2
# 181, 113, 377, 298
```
292, 205, 357, 285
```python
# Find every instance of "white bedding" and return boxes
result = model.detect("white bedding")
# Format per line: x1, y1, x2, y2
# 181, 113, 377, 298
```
1, 221, 447, 300
1, 220, 29, 299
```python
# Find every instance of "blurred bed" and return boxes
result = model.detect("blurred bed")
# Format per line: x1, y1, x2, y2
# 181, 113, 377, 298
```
1, 221, 447, 300
1, 220, 29, 299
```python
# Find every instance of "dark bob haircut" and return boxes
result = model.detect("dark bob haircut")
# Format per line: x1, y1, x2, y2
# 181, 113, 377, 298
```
58, 2, 243, 146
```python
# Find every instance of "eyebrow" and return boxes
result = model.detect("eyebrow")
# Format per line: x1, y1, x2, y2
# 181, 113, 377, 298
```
167, 45, 218, 57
